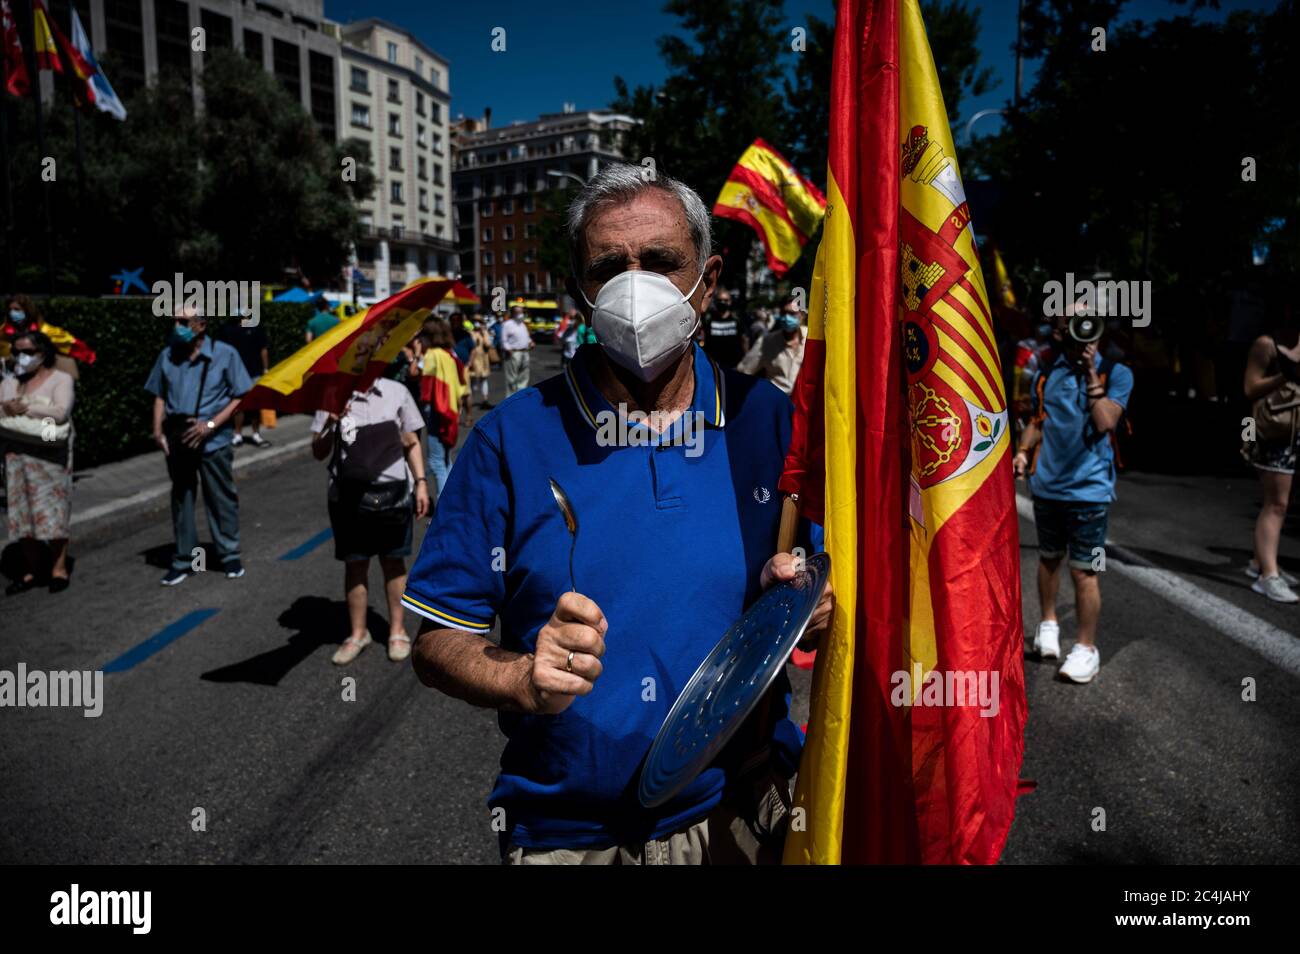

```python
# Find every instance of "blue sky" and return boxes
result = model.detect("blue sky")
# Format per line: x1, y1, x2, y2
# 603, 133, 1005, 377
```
327, 0, 1277, 142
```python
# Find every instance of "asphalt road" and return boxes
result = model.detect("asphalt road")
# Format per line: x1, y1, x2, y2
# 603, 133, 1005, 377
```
1, 345, 1297, 864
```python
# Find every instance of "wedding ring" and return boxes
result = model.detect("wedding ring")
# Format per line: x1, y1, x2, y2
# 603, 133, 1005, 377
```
566, 651, 575, 673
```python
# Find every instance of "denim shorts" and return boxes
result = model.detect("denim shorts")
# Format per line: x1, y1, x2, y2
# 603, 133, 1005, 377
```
1032, 496, 1109, 571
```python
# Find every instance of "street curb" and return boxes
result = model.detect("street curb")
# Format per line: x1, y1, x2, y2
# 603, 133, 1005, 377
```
69, 436, 315, 546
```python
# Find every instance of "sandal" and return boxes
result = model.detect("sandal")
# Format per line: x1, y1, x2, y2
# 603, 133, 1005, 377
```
387, 633, 412, 662
331, 633, 373, 665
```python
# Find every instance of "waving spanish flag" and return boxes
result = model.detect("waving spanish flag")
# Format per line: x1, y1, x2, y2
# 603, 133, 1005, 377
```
780, 0, 1024, 865
240, 280, 453, 415
31, 0, 61, 72
713, 138, 826, 276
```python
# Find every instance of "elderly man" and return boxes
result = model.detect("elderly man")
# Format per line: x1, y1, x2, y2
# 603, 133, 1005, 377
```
499, 307, 534, 395
406, 163, 832, 865
145, 306, 252, 586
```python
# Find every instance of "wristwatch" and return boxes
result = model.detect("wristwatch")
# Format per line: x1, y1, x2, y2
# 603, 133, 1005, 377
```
205, 419, 216, 431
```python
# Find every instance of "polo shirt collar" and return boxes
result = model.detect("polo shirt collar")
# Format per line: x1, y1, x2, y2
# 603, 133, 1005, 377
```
563, 341, 726, 435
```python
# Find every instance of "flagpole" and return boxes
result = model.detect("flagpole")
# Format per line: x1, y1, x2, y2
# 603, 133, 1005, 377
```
28, 2, 55, 294
0, 96, 15, 290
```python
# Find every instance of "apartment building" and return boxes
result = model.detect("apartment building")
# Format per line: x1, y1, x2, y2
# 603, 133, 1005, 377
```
451, 107, 637, 302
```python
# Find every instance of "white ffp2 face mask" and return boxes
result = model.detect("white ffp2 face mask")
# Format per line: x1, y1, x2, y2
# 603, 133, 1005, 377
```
580, 268, 704, 382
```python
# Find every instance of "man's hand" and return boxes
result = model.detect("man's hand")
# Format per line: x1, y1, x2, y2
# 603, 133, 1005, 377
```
761, 552, 835, 647
414, 481, 430, 519
181, 418, 210, 448
1079, 342, 1100, 377
153, 430, 170, 456
1013, 451, 1029, 479
522, 592, 608, 715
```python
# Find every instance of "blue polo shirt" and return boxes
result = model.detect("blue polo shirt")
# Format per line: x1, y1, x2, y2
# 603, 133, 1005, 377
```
1029, 352, 1133, 503
403, 342, 803, 850
144, 337, 253, 454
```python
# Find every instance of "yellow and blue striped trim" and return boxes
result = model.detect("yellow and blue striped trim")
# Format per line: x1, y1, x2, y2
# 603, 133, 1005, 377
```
400, 592, 492, 633
563, 344, 727, 431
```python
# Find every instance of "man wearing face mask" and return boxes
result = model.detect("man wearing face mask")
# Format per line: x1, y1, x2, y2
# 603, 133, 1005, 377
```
144, 306, 253, 586
737, 299, 808, 396
702, 289, 745, 369
406, 163, 833, 865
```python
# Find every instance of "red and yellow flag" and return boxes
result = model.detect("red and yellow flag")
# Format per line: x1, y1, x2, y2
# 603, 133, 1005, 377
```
712, 138, 827, 276
780, 0, 1025, 865
239, 280, 452, 415
2, 0, 28, 97
31, 0, 61, 72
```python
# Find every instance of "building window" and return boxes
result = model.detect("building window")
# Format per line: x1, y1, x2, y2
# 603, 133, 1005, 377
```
420, 218, 428, 234
435, 195, 445, 215
482, 227, 493, 241
388, 114, 401, 136
524, 223, 537, 238
357, 244, 374, 263
483, 251, 494, 266
503, 250, 515, 265
272, 38, 301, 102
104, 0, 147, 97
350, 66, 368, 92
436, 224, 445, 237
524, 249, 536, 263
480, 201, 493, 217
414, 55, 423, 77
387, 78, 400, 103
432, 133, 443, 156
200, 9, 234, 49
351, 103, 371, 128
433, 164, 444, 186
430, 102, 441, 123
417, 125, 426, 147
525, 273, 536, 292
155, 0, 193, 84
387, 41, 399, 63
389, 147, 402, 171
309, 50, 336, 141
416, 91, 425, 116
419, 189, 429, 212
523, 195, 535, 213
391, 181, 405, 204
417, 156, 427, 180
501, 199, 514, 215
430, 67, 441, 87
503, 225, 514, 241
242, 28, 263, 67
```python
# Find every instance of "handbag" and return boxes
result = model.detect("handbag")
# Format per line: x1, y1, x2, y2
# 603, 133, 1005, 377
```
1253, 339, 1300, 444
0, 411, 70, 445
327, 411, 412, 524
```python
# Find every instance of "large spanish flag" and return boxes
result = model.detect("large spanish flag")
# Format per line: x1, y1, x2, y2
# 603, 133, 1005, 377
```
780, 0, 1024, 865
713, 138, 827, 276
240, 280, 452, 415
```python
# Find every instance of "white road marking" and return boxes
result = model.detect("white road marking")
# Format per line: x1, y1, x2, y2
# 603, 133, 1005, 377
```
1016, 492, 1300, 678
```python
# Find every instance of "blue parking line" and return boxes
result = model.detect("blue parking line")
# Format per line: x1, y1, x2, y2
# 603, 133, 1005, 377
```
278, 528, 333, 561
102, 608, 220, 674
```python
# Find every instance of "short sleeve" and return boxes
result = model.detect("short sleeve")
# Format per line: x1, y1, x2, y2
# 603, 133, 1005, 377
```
397, 384, 424, 433
144, 350, 165, 396
310, 410, 330, 433
401, 425, 509, 634
1106, 363, 1134, 410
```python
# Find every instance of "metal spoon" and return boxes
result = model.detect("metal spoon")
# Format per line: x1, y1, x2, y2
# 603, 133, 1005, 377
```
548, 477, 578, 593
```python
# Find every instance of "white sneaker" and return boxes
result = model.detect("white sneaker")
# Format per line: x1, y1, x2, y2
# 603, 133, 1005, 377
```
1033, 620, 1061, 659
1245, 561, 1299, 586
1252, 574, 1299, 604
1058, 643, 1100, 683
231, 433, 244, 446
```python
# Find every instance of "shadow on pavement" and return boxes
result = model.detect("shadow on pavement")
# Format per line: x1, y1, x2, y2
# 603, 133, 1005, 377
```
200, 595, 389, 686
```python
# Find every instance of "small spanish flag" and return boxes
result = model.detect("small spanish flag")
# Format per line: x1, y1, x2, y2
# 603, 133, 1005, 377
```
31, 0, 62, 72
712, 138, 827, 276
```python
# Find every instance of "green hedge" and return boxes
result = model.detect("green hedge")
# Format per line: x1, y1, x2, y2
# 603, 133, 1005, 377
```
34, 298, 315, 469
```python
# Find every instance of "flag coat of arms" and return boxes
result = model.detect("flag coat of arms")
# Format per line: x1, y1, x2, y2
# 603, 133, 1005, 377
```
780, 0, 1025, 865
240, 281, 453, 415
713, 138, 827, 276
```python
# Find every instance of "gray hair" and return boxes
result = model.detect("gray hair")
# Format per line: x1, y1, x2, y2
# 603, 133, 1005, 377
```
566, 163, 712, 277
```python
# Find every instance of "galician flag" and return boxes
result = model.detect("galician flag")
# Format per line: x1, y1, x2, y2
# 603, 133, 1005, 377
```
779, 0, 1025, 865
70, 7, 126, 119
